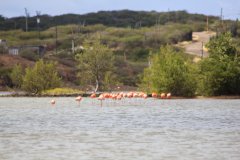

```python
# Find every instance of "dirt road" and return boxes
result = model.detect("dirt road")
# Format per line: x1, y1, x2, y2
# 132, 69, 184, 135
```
178, 31, 216, 58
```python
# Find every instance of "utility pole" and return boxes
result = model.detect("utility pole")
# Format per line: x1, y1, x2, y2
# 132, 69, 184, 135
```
24, 8, 29, 32
158, 15, 160, 32
78, 22, 81, 36
155, 15, 160, 33
148, 51, 152, 68
36, 11, 41, 40
221, 8, 223, 26
206, 16, 209, 32
55, 25, 58, 54
14, 21, 17, 29
155, 18, 158, 32
168, 8, 170, 23
82, 20, 85, 27
175, 11, 177, 23
124, 51, 127, 62
71, 27, 75, 54
36, 11, 41, 57
201, 42, 204, 58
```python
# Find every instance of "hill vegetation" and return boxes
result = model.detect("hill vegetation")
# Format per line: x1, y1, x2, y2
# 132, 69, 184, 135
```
0, 10, 218, 31
0, 10, 240, 96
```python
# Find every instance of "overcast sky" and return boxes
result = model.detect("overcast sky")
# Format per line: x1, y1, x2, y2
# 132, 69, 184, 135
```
1, 0, 240, 19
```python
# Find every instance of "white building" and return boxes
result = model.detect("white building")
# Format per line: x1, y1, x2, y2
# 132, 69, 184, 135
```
8, 47, 19, 55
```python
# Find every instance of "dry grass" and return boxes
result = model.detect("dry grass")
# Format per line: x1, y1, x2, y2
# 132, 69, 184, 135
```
0, 54, 34, 68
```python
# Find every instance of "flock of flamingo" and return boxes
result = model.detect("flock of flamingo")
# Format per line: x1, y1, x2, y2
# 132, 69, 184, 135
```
50, 92, 172, 106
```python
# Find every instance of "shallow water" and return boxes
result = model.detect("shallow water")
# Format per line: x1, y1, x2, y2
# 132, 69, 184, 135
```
0, 92, 14, 96
0, 97, 240, 160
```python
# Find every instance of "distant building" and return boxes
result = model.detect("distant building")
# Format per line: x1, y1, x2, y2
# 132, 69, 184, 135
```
8, 45, 46, 57
0, 39, 8, 54
0, 39, 7, 46
8, 47, 19, 55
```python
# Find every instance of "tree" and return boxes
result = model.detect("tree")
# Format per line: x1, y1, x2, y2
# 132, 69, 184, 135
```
22, 59, 61, 94
75, 39, 114, 92
206, 32, 236, 57
0, 67, 12, 88
19, 48, 40, 61
0, 45, 8, 54
10, 64, 24, 88
102, 71, 120, 91
230, 19, 238, 37
140, 46, 197, 97
199, 32, 240, 96
0, 15, 5, 23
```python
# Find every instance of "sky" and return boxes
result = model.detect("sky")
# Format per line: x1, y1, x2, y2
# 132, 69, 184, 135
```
1, 0, 240, 19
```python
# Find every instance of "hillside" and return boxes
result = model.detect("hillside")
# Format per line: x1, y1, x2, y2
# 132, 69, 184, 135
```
0, 10, 239, 91
0, 22, 197, 89
0, 10, 219, 31
0, 54, 77, 88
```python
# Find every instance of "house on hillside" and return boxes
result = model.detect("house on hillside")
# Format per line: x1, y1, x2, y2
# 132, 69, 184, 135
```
8, 45, 46, 57
0, 39, 8, 54
8, 47, 19, 55
0, 39, 7, 46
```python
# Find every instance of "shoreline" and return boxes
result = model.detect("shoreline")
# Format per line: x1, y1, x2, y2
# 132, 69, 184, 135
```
0, 92, 239, 99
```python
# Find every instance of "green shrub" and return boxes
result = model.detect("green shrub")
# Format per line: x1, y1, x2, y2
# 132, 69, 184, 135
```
18, 32, 38, 40
0, 45, 8, 54
42, 88, 83, 95
198, 32, 240, 96
22, 59, 61, 94
140, 45, 197, 97
0, 67, 12, 88
10, 64, 24, 88
19, 49, 40, 61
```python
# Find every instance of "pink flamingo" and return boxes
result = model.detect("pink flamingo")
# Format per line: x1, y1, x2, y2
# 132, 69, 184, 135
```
51, 99, 56, 106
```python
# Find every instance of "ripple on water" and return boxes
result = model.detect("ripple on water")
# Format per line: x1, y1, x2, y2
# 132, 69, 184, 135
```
0, 98, 240, 160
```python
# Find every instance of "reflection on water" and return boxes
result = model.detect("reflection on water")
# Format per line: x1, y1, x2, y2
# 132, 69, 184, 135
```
0, 98, 240, 160
0, 92, 14, 96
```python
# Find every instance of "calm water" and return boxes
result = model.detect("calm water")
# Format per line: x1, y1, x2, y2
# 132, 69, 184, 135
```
0, 97, 240, 160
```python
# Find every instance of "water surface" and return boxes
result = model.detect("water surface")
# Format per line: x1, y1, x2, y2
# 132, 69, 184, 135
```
0, 98, 240, 160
